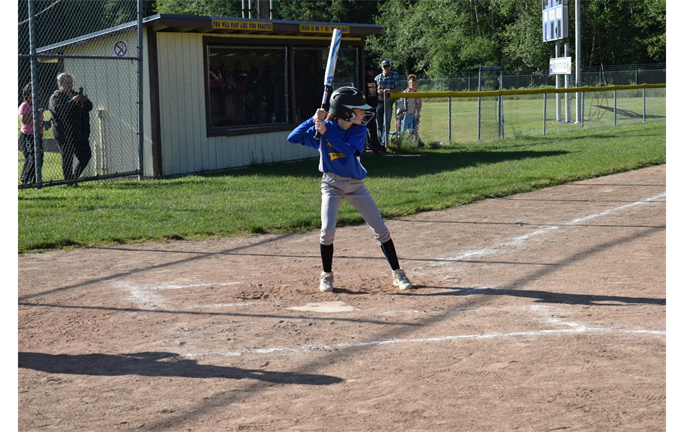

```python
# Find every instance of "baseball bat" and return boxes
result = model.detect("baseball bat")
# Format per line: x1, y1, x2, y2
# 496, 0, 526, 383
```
314, 28, 343, 139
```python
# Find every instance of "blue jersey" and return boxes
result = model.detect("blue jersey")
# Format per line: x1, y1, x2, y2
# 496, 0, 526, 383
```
287, 116, 368, 180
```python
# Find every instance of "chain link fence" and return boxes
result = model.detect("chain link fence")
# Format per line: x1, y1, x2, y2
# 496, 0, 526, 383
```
388, 65, 665, 145
390, 85, 665, 146
18, 0, 142, 189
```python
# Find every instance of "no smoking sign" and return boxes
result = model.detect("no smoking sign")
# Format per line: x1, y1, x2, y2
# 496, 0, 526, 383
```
114, 40, 128, 57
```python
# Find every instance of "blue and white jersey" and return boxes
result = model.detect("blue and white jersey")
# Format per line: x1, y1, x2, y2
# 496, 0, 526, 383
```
287, 116, 368, 180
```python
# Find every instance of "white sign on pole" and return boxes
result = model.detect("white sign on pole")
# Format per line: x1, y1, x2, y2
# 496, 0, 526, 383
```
549, 57, 572, 75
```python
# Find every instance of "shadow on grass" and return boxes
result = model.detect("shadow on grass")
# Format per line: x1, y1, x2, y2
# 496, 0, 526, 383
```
191, 150, 570, 181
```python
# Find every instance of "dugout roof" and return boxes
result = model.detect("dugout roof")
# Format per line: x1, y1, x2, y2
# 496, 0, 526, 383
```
37, 14, 383, 55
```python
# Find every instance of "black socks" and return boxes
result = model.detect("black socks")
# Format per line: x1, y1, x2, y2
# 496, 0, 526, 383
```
380, 239, 401, 271
321, 240, 400, 273
320, 243, 334, 273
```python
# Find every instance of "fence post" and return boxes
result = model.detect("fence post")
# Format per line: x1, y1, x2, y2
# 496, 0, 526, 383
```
643, 87, 646, 125
581, 90, 585, 128
635, 64, 638, 85
543, 92, 547, 135
384, 92, 389, 147
500, 69, 504, 139
28, 0, 42, 187
477, 69, 482, 141
137, 0, 144, 180
613, 89, 617, 127
448, 97, 452, 144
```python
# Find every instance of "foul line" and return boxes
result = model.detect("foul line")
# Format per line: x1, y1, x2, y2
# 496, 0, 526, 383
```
439, 192, 666, 263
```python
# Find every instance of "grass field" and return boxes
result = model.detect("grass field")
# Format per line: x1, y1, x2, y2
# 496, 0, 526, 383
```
18, 92, 665, 184
415, 93, 666, 144
18, 121, 665, 253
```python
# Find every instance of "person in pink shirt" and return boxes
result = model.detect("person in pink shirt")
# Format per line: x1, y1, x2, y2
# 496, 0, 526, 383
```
18, 83, 44, 185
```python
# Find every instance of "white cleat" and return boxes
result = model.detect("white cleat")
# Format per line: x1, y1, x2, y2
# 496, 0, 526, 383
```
319, 271, 334, 293
392, 268, 413, 291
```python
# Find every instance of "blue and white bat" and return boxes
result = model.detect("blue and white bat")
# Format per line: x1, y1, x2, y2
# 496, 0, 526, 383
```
314, 28, 343, 138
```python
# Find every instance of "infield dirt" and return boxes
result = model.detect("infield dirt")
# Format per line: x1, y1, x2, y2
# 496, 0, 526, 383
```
19, 165, 666, 431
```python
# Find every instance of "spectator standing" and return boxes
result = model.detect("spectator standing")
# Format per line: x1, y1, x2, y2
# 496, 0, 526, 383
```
363, 63, 384, 153
374, 60, 401, 148
49, 73, 93, 181
18, 83, 45, 185
397, 74, 425, 146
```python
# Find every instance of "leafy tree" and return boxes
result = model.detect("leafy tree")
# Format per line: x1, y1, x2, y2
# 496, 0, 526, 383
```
274, 0, 334, 21
154, 0, 242, 16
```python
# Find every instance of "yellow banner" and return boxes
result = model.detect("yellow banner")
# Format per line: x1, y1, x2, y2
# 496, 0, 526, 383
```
299, 24, 350, 34
211, 20, 274, 31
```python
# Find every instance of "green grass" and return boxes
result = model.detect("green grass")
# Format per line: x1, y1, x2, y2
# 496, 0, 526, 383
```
416, 94, 666, 144
18, 122, 665, 253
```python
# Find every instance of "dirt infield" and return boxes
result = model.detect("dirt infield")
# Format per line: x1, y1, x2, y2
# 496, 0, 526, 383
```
18, 165, 666, 431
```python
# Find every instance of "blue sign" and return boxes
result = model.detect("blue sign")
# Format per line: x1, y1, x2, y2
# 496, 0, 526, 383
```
543, 0, 569, 42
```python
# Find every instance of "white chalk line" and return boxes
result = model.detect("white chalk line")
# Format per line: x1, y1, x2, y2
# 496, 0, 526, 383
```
182, 305, 664, 359
116, 193, 664, 319
183, 326, 664, 359
438, 192, 666, 264
114, 281, 243, 309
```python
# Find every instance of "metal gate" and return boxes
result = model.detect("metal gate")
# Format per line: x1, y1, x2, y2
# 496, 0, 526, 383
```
18, 0, 143, 188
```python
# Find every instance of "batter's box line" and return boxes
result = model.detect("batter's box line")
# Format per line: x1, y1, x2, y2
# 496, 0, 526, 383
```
113, 281, 243, 309
181, 305, 664, 359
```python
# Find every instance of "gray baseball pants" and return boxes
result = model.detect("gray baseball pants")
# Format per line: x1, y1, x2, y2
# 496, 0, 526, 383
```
320, 172, 391, 245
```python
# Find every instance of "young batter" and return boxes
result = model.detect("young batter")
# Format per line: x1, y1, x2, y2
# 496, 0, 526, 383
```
287, 86, 413, 292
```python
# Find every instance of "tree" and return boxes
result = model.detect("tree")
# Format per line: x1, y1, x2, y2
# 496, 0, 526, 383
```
154, 0, 242, 16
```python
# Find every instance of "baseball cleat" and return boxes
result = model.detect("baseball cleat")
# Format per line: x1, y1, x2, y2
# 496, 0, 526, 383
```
319, 271, 334, 292
392, 268, 413, 291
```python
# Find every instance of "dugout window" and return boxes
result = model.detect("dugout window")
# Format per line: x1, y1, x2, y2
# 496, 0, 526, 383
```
206, 45, 288, 133
292, 46, 359, 122
203, 39, 360, 136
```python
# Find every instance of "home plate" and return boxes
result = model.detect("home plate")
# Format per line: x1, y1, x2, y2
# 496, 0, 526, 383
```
288, 301, 358, 313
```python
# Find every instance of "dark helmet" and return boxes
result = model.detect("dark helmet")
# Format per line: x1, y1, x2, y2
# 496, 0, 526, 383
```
329, 86, 373, 122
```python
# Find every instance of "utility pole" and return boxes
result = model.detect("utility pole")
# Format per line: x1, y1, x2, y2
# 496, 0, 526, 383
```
575, 0, 581, 123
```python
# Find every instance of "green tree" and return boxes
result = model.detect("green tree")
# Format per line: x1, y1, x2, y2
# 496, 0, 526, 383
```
274, 0, 334, 21
154, 0, 242, 16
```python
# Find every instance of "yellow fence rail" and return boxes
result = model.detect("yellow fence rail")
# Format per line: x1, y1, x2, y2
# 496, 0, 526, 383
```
389, 83, 666, 99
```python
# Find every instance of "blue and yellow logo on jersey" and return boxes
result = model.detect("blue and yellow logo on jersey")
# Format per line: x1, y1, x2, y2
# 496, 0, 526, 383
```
326, 141, 345, 162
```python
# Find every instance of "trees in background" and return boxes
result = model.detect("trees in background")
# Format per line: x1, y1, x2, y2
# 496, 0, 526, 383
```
366, 0, 665, 77
19, 0, 665, 81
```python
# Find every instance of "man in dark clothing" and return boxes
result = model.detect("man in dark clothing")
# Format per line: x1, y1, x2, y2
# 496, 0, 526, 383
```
364, 63, 384, 153
375, 60, 402, 148
49, 73, 93, 181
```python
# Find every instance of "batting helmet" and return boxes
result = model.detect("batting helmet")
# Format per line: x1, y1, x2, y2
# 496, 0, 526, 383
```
329, 86, 374, 123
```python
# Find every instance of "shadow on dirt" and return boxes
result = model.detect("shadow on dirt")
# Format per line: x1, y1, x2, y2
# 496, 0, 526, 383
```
407, 286, 665, 306
18, 351, 343, 385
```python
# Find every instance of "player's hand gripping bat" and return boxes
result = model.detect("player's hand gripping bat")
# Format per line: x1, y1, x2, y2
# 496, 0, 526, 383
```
314, 28, 343, 139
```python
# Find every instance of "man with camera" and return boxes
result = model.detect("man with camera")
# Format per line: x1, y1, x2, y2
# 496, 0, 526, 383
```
49, 73, 93, 181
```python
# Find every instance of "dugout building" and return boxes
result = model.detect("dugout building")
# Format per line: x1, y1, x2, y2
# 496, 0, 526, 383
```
36, 14, 382, 178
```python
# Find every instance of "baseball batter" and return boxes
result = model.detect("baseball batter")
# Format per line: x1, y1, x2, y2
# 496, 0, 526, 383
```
287, 86, 413, 293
